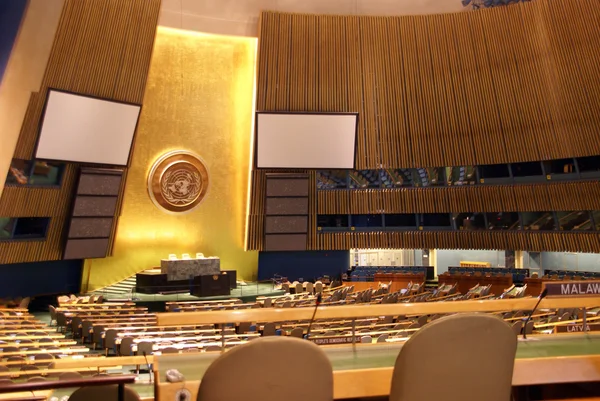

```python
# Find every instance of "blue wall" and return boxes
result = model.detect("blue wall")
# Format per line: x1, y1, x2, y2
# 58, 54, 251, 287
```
0, 0, 27, 83
436, 249, 504, 274
258, 251, 349, 282
0, 259, 82, 298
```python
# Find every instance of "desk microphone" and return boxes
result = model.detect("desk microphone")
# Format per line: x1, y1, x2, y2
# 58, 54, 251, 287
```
142, 351, 152, 384
522, 288, 548, 340
306, 293, 322, 339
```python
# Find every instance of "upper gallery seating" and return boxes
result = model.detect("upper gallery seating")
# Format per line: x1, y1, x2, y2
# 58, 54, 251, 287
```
447, 266, 530, 284
350, 266, 428, 281
438, 271, 513, 296
543, 269, 600, 279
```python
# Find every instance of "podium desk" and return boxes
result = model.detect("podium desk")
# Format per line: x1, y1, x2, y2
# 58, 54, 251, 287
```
160, 257, 220, 281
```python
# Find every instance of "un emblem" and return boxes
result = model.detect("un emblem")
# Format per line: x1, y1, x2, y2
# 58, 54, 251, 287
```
148, 150, 209, 214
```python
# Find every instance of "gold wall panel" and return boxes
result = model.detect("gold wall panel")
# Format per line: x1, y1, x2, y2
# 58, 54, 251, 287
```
83, 28, 258, 291
0, 0, 161, 265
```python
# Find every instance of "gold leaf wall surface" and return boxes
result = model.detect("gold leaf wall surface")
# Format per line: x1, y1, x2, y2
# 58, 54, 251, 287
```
0, 0, 161, 265
248, 0, 600, 253
83, 28, 258, 291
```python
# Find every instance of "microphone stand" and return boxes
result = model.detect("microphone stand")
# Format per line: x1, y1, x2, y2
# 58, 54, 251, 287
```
523, 288, 548, 340
142, 351, 152, 384
306, 293, 322, 339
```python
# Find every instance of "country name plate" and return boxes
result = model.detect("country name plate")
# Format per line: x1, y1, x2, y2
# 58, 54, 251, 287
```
310, 336, 357, 345
556, 323, 600, 333
544, 281, 600, 296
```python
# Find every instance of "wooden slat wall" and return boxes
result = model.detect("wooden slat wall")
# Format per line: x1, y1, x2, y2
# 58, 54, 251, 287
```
248, 0, 600, 252
315, 231, 600, 254
257, 0, 600, 168
0, 0, 161, 265
317, 182, 600, 214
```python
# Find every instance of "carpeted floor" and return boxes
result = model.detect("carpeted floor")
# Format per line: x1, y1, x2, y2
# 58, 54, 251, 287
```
94, 282, 285, 303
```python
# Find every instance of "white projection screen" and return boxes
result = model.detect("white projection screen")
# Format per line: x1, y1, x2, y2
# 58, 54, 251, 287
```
256, 112, 358, 169
35, 90, 141, 165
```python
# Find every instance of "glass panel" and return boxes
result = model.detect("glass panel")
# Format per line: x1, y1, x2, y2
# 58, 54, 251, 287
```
385, 214, 417, 229
446, 166, 476, 186
317, 215, 348, 228
6, 160, 32, 185
351, 214, 383, 228
479, 164, 510, 179
5, 159, 63, 186
576, 156, 600, 173
454, 213, 486, 230
511, 162, 543, 177
380, 169, 414, 188
485, 212, 520, 230
0, 218, 15, 239
592, 211, 600, 231
349, 170, 379, 189
543, 158, 575, 175
316, 171, 347, 190
521, 212, 556, 231
557, 211, 592, 231
12, 218, 50, 239
420, 213, 452, 228
413, 168, 444, 187
29, 161, 63, 185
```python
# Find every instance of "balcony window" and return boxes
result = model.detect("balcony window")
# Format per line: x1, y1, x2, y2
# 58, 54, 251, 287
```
557, 211, 592, 231
511, 162, 543, 181
577, 156, 600, 172
351, 214, 383, 228
380, 169, 414, 188
446, 166, 476, 186
317, 215, 348, 228
486, 212, 520, 230
543, 158, 576, 177
6, 159, 63, 186
316, 171, 347, 190
412, 168, 444, 187
349, 170, 379, 189
454, 213, 486, 230
385, 214, 417, 229
0, 217, 50, 240
420, 213, 452, 229
479, 164, 510, 183
522, 212, 556, 231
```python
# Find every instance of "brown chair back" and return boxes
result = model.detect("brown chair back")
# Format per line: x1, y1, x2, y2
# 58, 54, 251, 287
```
390, 313, 516, 401
197, 337, 333, 401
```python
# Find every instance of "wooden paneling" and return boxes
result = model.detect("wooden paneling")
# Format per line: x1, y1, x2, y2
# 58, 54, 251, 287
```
317, 182, 600, 214
246, 0, 600, 252
256, 0, 600, 168
0, 0, 161, 265
313, 231, 600, 253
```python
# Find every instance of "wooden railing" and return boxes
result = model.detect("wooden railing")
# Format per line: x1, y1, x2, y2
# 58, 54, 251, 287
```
156, 297, 600, 326
0, 375, 138, 401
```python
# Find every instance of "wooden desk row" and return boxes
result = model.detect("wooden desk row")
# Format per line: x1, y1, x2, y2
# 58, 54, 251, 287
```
438, 273, 513, 296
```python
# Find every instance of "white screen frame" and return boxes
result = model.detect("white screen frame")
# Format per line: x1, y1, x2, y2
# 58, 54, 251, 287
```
35, 89, 142, 166
255, 112, 358, 169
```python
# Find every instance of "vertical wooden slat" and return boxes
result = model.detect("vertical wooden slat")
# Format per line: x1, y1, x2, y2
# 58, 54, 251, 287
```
0, 0, 161, 264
